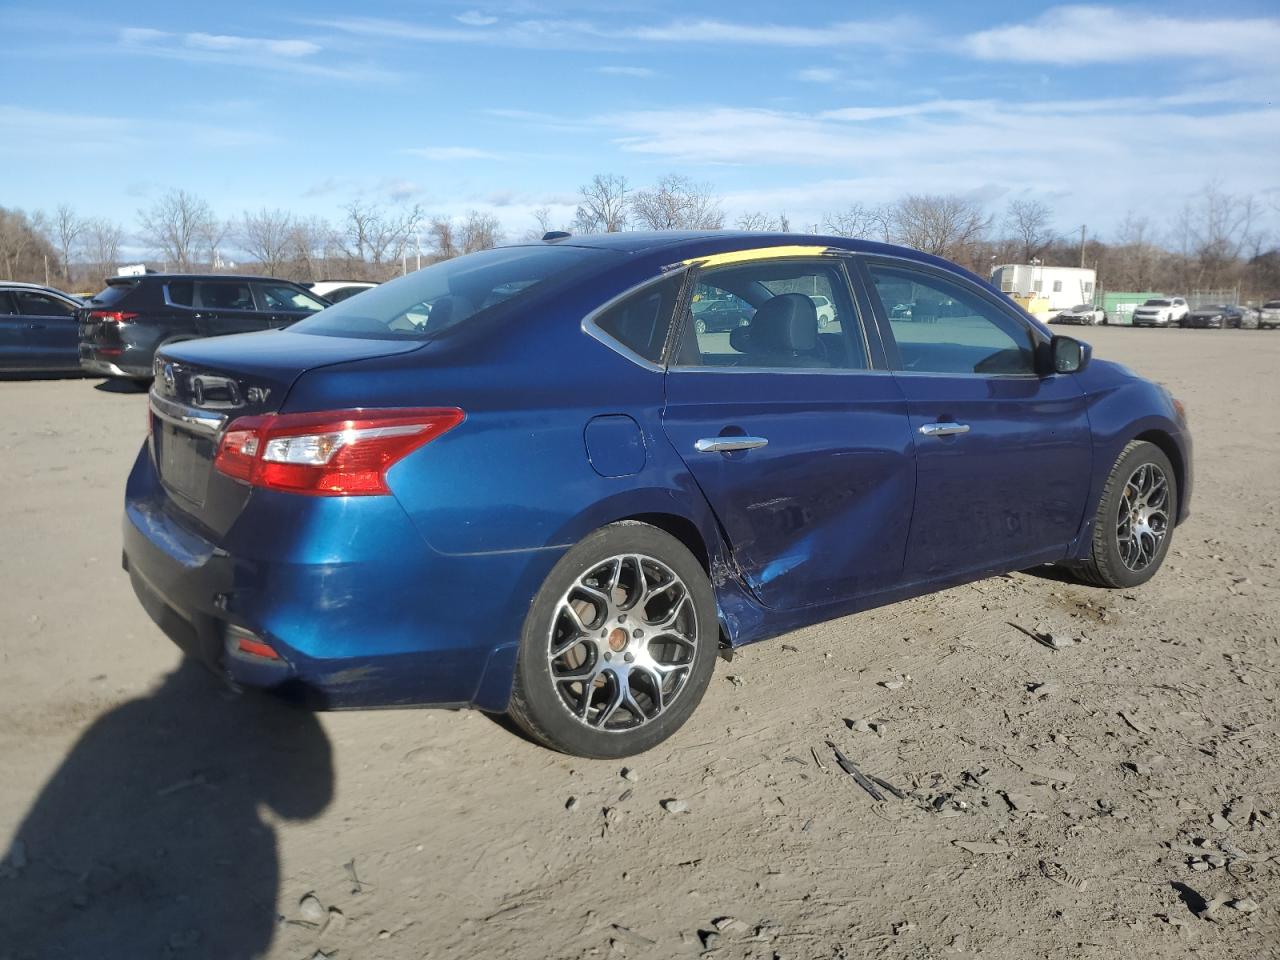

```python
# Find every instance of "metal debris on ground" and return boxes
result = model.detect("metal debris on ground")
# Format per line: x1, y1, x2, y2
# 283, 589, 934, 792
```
825, 741, 905, 802
1039, 860, 1090, 891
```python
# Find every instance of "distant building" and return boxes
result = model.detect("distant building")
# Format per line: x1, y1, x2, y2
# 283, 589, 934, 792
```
991, 264, 1097, 314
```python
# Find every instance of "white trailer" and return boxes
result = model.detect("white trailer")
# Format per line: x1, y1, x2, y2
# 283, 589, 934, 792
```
991, 264, 1097, 314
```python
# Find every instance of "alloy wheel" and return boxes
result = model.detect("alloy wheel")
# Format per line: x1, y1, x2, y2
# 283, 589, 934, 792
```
547, 554, 698, 732
1116, 462, 1170, 572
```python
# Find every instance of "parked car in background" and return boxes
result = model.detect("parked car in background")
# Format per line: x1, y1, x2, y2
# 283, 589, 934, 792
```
691, 291, 754, 333
304, 280, 377, 304
124, 232, 1192, 758
1182, 304, 1248, 329
1132, 297, 1189, 327
0, 282, 84, 374
1259, 301, 1280, 330
79, 274, 328, 381
810, 294, 837, 326
1052, 303, 1107, 325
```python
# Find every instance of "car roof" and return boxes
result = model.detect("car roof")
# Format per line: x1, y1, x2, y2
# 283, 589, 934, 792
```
105, 273, 304, 284
524, 230, 971, 273
0, 281, 69, 292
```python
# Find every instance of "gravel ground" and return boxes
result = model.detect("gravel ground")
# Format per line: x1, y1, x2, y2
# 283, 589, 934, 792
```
0, 327, 1277, 960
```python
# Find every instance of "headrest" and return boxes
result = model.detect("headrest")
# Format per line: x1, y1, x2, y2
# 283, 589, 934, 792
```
748, 293, 818, 353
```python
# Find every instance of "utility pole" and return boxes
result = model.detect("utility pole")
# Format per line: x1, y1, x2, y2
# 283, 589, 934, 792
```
1079, 224, 1086, 269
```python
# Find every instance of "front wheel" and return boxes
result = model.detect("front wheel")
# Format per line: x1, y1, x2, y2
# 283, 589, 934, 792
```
1071, 441, 1177, 589
694, 317, 708, 335
508, 522, 719, 757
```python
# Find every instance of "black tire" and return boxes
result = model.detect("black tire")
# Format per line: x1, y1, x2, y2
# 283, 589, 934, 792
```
508, 522, 718, 758
1071, 440, 1177, 589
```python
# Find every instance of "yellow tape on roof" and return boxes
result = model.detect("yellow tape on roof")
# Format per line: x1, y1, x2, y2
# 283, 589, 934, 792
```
681, 245, 835, 268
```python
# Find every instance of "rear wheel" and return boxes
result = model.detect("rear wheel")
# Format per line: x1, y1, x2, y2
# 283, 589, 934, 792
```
508, 522, 718, 757
1071, 441, 1177, 589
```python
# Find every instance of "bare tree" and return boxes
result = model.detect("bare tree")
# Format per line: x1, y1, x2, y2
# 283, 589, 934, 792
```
286, 217, 334, 281
0, 207, 57, 282
239, 208, 294, 274
459, 211, 503, 254
1175, 182, 1262, 289
887, 194, 991, 264
82, 218, 124, 284
51, 204, 84, 284
574, 174, 629, 233
429, 217, 458, 260
631, 175, 724, 230
735, 211, 789, 231
338, 201, 423, 278
138, 189, 217, 270
822, 204, 891, 241
1005, 199, 1057, 263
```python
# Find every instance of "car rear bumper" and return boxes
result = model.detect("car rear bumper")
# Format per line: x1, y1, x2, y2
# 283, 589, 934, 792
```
79, 346, 152, 379
122, 443, 552, 710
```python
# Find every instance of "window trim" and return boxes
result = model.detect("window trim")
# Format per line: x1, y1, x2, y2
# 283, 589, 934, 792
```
668, 255, 879, 375
581, 270, 688, 372
852, 253, 1048, 380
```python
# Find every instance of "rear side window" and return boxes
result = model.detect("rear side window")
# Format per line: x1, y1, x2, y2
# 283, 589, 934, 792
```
90, 282, 138, 307
167, 281, 194, 307
0, 292, 17, 315
195, 281, 254, 311
592, 274, 683, 364
867, 263, 1035, 376
290, 245, 610, 341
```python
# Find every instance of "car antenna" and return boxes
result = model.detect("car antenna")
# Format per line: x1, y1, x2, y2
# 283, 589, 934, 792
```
542, 231, 572, 242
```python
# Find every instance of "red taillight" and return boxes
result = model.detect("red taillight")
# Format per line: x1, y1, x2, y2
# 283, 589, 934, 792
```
88, 310, 138, 324
213, 408, 464, 496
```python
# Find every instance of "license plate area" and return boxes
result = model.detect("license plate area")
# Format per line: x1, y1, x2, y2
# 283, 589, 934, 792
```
157, 423, 213, 507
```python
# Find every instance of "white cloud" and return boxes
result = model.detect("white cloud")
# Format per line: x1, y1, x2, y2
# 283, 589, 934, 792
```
796, 68, 841, 83
595, 65, 655, 77
184, 32, 321, 58
964, 5, 1280, 64
455, 11, 498, 27
580, 95, 1280, 235
117, 26, 391, 81
0, 104, 277, 156
317, 14, 918, 51
403, 146, 505, 161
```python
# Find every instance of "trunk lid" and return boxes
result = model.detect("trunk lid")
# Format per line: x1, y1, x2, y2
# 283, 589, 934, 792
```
149, 330, 424, 536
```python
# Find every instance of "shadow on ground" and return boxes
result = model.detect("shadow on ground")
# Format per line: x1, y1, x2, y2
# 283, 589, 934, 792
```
0, 660, 333, 959
92, 377, 149, 393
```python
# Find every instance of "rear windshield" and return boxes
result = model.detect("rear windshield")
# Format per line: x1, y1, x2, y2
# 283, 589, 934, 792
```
1143, 299, 1171, 306
290, 246, 610, 341
90, 281, 138, 306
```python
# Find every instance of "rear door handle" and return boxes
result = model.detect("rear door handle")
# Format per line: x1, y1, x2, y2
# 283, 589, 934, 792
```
695, 436, 769, 453
919, 422, 970, 437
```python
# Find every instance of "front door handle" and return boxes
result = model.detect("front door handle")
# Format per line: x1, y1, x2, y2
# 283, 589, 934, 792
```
919, 422, 970, 437
695, 436, 769, 453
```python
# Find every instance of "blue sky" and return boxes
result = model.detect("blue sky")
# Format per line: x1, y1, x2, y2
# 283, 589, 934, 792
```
2, 1, 1278, 246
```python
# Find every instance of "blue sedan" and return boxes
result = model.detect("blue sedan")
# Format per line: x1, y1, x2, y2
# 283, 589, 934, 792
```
124, 232, 1192, 757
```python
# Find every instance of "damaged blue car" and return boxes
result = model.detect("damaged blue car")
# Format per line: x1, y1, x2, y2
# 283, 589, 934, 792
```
124, 232, 1192, 757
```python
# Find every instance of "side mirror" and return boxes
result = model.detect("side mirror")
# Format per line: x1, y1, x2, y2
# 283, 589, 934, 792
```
1041, 335, 1090, 375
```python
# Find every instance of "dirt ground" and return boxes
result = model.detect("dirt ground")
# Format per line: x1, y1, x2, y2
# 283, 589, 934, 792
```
1, 327, 1277, 960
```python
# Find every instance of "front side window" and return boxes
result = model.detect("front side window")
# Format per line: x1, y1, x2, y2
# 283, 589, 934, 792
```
673, 259, 866, 370
592, 273, 682, 364
196, 281, 254, 311
14, 292, 74, 317
255, 282, 326, 313
866, 262, 1035, 376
